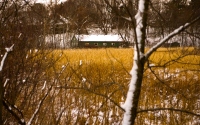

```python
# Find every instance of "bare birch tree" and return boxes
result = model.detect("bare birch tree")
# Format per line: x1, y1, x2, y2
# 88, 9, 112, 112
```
121, 0, 150, 124
100, 0, 200, 124
119, 0, 200, 124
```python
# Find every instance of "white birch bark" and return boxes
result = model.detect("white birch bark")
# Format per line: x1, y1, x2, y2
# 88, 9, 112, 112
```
121, 0, 200, 123
122, 0, 148, 124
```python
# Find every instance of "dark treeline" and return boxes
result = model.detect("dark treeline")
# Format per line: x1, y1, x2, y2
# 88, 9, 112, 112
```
1, 0, 199, 49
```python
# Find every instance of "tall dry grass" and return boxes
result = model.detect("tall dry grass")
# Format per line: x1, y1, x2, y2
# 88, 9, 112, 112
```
6, 48, 199, 124
48, 47, 199, 124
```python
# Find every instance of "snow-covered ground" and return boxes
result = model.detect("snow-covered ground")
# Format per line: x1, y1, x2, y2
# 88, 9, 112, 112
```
35, 0, 67, 4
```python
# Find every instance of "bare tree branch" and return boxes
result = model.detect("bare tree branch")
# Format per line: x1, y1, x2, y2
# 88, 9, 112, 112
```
145, 16, 200, 60
3, 99, 25, 125
0, 44, 14, 71
27, 86, 52, 125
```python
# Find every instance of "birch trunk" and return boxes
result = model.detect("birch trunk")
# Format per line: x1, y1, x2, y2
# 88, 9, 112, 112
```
122, 0, 149, 124
121, 0, 200, 124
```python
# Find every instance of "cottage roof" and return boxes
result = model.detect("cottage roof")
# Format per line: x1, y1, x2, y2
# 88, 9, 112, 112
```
75, 35, 123, 42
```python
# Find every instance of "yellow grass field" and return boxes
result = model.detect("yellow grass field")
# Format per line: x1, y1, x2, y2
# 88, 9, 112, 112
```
14, 47, 199, 124
49, 47, 199, 124
55, 47, 200, 70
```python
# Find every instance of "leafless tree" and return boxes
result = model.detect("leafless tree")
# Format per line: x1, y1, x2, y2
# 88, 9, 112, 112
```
102, 0, 200, 124
1, 0, 200, 125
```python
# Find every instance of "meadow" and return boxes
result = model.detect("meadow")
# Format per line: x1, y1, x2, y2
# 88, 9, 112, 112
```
4, 47, 200, 124
48, 47, 200, 124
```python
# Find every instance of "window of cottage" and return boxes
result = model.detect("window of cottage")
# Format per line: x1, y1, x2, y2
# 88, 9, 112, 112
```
111, 43, 115, 46
85, 43, 89, 46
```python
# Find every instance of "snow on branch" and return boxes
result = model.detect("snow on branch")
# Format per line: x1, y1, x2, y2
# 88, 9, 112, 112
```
122, 0, 148, 124
5, 44, 14, 52
0, 44, 14, 72
3, 78, 9, 88
121, 16, 132, 22
3, 99, 25, 125
59, 15, 70, 24
145, 16, 200, 59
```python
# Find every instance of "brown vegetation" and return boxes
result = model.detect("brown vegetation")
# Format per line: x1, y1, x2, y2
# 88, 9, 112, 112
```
3, 48, 200, 124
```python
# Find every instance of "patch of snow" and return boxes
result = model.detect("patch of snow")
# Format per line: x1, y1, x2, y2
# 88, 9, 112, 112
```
164, 73, 170, 79
79, 60, 82, 66
194, 75, 198, 80
109, 110, 113, 118
175, 68, 180, 73
71, 109, 78, 115
119, 3, 123, 8
5, 44, 14, 52
140, 52, 144, 59
59, 15, 70, 24
35, 0, 67, 5
4, 78, 9, 87
26, 54, 29, 59
149, 63, 155, 67
61, 65, 65, 69
18, 33, 22, 38
76, 35, 124, 42
0, 45, 14, 71
21, 119, 25, 123
42, 81, 46, 90
82, 77, 86, 83
98, 111, 104, 117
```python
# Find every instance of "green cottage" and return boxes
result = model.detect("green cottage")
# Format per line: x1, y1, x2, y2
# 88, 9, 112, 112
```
71, 35, 129, 48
